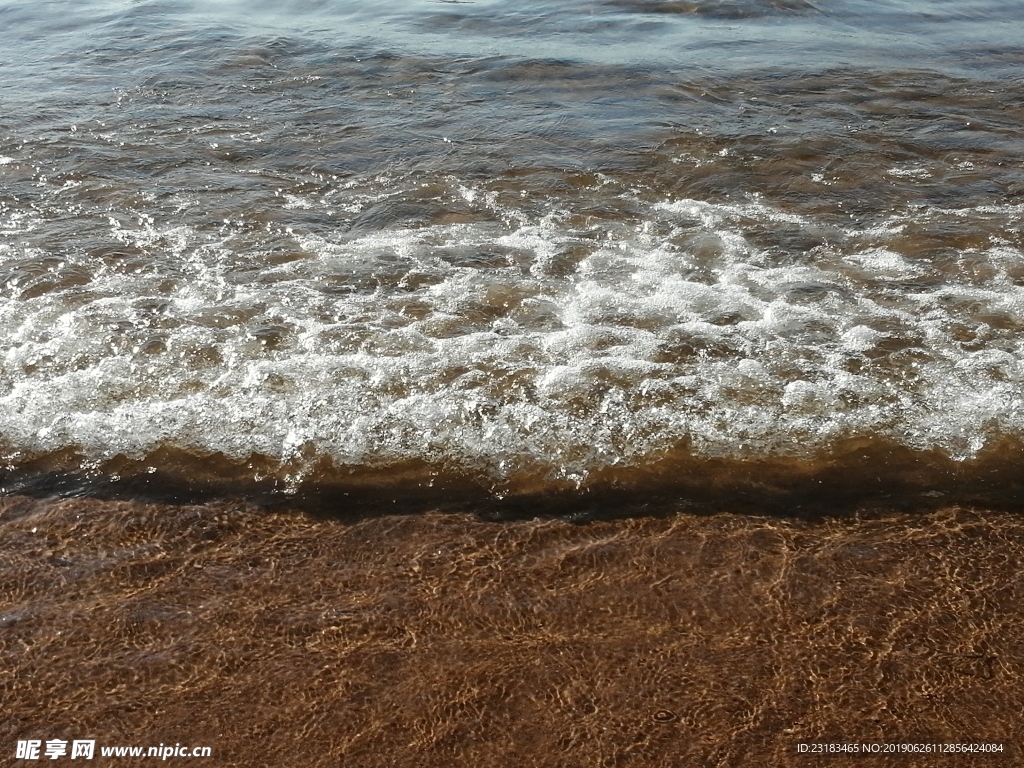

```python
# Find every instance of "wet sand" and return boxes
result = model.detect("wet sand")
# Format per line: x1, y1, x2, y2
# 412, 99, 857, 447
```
1, 495, 1020, 766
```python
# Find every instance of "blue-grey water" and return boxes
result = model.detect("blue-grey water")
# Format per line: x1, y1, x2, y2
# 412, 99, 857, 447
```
2, 0, 1023, 504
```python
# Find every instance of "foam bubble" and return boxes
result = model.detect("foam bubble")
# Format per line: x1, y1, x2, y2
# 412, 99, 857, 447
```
845, 248, 927, 280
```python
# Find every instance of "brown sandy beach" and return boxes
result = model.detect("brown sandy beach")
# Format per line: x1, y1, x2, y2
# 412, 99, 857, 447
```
1, 495, 1019, 767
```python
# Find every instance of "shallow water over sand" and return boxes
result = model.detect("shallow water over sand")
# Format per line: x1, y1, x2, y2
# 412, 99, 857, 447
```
1, 495, 1020, 766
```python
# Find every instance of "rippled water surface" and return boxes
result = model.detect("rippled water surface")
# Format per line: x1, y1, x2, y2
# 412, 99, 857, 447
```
2, 0, 1023, 504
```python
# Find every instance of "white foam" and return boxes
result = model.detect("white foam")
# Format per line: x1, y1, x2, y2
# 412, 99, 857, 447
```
886, 166, 931, 179
3, 178, 1024, 484
656, 197, 809, 227
841, 325, 884, 352
845, 247, 927, 280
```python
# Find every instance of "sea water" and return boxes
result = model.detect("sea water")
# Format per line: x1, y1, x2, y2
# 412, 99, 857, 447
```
2, 0, 1023, 506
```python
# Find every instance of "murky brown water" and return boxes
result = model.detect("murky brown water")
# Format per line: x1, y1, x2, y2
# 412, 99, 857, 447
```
2, 495, 1020, 766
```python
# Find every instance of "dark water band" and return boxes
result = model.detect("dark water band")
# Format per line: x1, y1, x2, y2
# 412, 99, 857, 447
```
5, 436, 1024, 517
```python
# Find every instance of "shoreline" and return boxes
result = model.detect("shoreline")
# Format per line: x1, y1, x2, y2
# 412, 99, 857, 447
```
2, 494, 1020, 766
6, 434, 1024, 518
